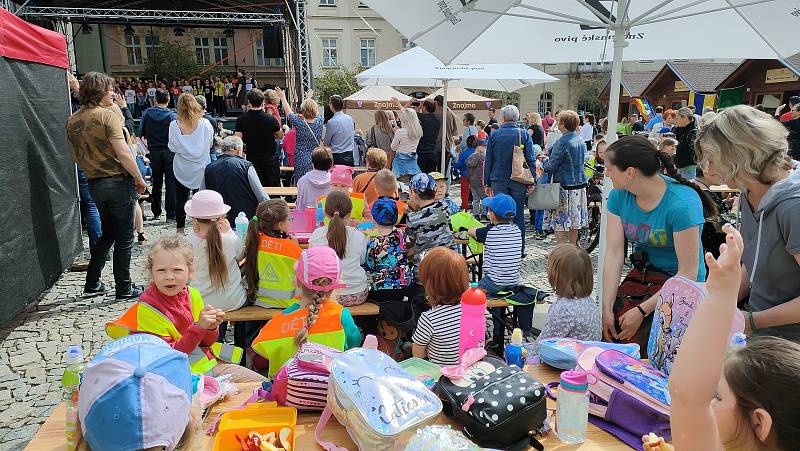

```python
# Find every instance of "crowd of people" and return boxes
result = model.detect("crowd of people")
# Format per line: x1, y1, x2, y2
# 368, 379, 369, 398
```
62, 64, 800, 450
114, 68, 262, 118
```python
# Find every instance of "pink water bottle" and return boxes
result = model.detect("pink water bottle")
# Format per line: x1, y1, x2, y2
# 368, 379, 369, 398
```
459, 283, 487, 357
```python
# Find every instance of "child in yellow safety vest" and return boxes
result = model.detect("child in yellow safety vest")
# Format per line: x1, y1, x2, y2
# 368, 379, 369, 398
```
243, 199, 303, 309
316, 164, 365, 226
252, 246, 362, 376
106, 236, 266, 382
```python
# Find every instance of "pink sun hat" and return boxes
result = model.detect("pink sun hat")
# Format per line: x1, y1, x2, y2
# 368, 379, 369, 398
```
184, 190, 231, 219
294, 246, 346, 291
330, 165, 354, 187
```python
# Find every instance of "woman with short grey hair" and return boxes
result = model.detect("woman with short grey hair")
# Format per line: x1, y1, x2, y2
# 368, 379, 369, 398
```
696, 105, 800, 342
484, 104, 536, 254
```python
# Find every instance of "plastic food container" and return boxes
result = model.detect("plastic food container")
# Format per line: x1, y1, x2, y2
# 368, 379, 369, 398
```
400, 358, 442, 382
212, 402, 297, 451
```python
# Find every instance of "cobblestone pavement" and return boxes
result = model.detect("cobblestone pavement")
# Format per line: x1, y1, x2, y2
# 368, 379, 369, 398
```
0, 190, 594, 449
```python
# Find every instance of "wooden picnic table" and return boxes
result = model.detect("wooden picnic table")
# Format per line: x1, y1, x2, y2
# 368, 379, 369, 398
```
263, 186, 298, 197
280, 166, 368, 173
224, 302, 380, 322
27, 363, 635, 450
710, 184, 739, 194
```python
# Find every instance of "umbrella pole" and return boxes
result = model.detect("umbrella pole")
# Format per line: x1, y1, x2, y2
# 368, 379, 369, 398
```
595, 26, 626, 304
441, 79, 450, 175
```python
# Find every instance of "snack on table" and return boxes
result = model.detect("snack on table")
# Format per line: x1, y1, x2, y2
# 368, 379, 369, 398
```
642, 432, 674, 451
236, 427, 292, 451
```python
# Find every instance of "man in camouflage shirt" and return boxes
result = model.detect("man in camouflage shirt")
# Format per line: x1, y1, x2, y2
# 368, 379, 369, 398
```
405, 173, 456, 278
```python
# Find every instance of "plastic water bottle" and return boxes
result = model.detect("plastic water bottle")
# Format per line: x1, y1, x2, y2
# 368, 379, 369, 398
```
730, 332, 747, 351
62, 345, 85, 450
504, 328, 527, 368
459, 283, 487, 357
556, 370, 589, 444
235, 212, 249, 242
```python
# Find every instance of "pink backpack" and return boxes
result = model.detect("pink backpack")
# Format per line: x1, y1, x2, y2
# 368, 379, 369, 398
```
271, 342, 342, 411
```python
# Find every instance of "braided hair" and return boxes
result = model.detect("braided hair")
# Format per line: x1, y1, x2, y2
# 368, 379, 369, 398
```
294, 277, 333, 347
606, 135, 718, 218
243, 199, 290, 300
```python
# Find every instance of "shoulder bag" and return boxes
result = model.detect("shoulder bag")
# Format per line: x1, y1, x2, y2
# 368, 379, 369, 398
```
510, 128, 536, 185
526, 147, 560, 211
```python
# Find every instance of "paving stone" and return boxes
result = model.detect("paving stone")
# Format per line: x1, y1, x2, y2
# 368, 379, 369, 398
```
0, 390, 11, 401
9, 352, 39, 368
2, 424, 41, 443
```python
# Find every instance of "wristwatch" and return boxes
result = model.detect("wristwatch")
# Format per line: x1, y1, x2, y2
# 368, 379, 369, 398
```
636, 305, 647, 317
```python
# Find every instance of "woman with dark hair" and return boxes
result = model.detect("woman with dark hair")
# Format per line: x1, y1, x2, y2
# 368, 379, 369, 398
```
460, 112, 478, 151
579, 113, 595, 151
601, 135, 717, 348
673, 107, 699, 179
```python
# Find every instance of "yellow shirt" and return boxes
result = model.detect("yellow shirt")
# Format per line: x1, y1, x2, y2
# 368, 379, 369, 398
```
214, 82, 225, 97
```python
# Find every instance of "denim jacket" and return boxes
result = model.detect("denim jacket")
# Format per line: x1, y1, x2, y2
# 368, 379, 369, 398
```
542, 131, 588, 187
484, 122, 536, 186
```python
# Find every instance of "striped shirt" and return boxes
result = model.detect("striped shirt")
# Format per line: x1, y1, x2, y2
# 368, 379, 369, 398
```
412, 303, 462, 365
475, 223, 522, 286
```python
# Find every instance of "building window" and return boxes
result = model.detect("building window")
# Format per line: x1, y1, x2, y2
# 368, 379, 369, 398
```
538, 91, 554, 116
144, 34, 160, 63
320, 0, 336, 5
577, 61, 610, 73
360, 38, 376, 67
213, 37, 229, 65
255, 39, 285, 67
401, 38, 416, 50
195, 37, 210, 66
321, 38, 338, 67
125, 35, 144, 65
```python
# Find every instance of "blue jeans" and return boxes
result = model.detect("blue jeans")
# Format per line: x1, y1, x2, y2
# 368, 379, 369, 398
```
77, 168, 101, 252
86, 175, 136, 294
489, 179, 528, 252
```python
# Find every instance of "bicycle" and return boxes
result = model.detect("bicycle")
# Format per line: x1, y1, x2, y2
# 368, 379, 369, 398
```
577, 164, 604, 253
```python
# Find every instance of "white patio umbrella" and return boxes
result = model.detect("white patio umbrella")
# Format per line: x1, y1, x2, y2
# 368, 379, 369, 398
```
357, 46, 558, 171
361, 0, 800, 296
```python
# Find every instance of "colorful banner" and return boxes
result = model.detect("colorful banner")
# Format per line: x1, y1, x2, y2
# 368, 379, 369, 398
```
717, 86, 744, 109
633, 97, 655, 117
689, 92, 717, 112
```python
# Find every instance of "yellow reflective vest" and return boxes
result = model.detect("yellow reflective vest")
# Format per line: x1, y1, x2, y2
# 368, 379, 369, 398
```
255, 233, 303, 309
106, 287, 242, 375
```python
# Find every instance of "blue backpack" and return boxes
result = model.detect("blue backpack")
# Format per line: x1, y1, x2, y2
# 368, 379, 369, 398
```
537, 338, 640, 370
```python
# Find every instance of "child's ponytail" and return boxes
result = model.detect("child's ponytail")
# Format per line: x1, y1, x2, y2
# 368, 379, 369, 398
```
325, 191, 352, 259
294, 278, 332, 348
202, 218, 228, 291
243, 199, 291, 300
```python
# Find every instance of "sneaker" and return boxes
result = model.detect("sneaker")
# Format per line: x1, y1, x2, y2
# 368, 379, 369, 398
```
82, 282, 108, 298
116, 284, 144, 300
149, 214, 161, 221
137, 233, 147, 244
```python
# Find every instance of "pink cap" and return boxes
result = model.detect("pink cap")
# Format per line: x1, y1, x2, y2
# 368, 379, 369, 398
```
184, 190, 231, 219
330, 165, 354, 187
295, 246, 347, 291
560, 370, 589, 393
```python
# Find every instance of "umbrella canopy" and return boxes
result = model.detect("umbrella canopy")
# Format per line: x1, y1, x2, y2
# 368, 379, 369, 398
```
361, 0, 799, 65
356, 47, 558, 91
343, 85, 411, 109
429, 87, 501, 110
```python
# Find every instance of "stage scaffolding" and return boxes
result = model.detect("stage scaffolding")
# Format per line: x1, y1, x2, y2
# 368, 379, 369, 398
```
15, 2, 312, 102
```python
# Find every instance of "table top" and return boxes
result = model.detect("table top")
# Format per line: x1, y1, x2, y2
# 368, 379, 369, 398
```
709, 184, 739, 194
27, 364, 632, 451
224, 302, 380, 322
263, 186, 298, 197
280, 166, 368, 173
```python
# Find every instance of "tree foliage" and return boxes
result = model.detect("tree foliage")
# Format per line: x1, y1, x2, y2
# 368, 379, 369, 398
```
140, 41, 199, 81
313, 65, 363, 108
571, 73, 609, 116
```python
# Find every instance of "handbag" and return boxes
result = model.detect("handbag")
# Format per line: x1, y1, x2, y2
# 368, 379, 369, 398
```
510, 129, 536, 185
613, 264, 670, 357
526, 181, 560, 210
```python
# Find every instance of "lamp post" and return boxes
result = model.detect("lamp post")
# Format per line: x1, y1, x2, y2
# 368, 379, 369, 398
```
149, 25, 157, 83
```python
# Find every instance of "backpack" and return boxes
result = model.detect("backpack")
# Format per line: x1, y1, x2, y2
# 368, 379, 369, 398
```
646, 276, 745, 376
437, 349, 547, 450
315, 336, 442, 451
573, 347, 671, 446
613, 264, 671, 357
537, 338, 640, 370
270, 342, 342, 411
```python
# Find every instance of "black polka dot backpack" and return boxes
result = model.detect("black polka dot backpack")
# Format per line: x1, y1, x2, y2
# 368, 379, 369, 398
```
437, 348, 547, 450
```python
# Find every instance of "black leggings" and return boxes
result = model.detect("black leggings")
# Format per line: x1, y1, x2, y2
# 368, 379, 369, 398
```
175, 180, 192, 229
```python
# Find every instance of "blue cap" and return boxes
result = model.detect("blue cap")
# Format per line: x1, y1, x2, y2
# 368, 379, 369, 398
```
658, 127, 672, 134
483, 193, 516, 218
371, 197, 399, 226
409, 173, 436, 194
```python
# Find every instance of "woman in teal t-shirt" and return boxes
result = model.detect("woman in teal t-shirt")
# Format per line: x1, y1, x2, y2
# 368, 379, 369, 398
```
601, 135, 718, 344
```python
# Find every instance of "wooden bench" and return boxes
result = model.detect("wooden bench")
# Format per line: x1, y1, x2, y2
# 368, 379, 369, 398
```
264, 186, 298, 197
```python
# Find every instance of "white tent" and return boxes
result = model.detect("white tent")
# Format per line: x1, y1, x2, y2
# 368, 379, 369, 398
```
343, 86, 411, 132
357, 46, 558, 171
361, 0, 800, 296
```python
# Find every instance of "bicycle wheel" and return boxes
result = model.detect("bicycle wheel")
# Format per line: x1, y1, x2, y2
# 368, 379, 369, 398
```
578, 205, 601, 253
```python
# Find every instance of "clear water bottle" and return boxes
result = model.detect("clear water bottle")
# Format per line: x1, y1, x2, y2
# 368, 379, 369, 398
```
556, 370, 589, 444
61, 345, 85, 450
235, 212, 249, 242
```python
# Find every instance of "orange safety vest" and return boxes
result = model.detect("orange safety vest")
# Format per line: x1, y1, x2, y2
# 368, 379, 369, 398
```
251, 300, 347, 376
105, 287, 242, 374
255, 233, 303, 309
